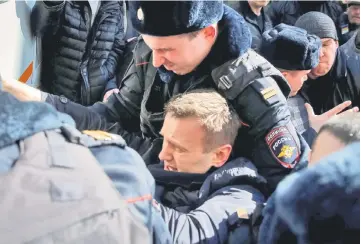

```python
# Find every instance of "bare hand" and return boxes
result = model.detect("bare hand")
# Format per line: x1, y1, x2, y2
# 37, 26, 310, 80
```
305, 101, 359, 132
1, 74, 42, 102
103, 88, 119, 102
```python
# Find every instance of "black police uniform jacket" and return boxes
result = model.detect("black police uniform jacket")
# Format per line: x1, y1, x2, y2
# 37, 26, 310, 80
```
44, 5, 307, 192
32, 1, 126, 105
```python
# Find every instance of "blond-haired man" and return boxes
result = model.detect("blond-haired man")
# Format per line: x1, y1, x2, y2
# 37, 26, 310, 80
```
148, 89, 266, 243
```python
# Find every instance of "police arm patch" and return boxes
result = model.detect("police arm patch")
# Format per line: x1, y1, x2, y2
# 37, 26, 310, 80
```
265, 126, 300, 168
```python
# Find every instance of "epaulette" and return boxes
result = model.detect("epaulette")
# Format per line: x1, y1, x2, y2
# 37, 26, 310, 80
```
60, 124, 126, 148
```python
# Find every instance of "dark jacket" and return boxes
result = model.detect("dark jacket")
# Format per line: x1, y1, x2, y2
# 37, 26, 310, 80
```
0, 89, 171, 244
338, 12, 360, 45
31, 1, 126, 105
259, 142, 360, 244
225, 1, 272, 52
340, 30, 360, 88
300, 49, 360, 114
149, 158, 266, 243
266, 0, 343, 27
44, 5, 308, 192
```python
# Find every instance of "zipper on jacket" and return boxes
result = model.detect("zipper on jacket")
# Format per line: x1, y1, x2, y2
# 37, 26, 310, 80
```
80, 3, 92, 105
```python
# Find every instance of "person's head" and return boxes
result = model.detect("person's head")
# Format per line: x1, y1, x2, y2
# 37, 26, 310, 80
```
142, 27, 218, 75
278, 69, 311, 96
261, 24, 321, 96
295, 12, 339, 79
310, 112, 360, 166
159, 89, 240, 174
248, 0, 270, 9
128, 1, 224, 75
347, 1, 360, 25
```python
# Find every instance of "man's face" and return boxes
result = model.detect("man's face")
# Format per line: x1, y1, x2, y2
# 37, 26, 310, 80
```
309, 130, 346, 166
309, 38, 338, 79
348, 5, 360, 25
248, 0, 270, 8
159, 114, 228, 174
282, 70, 310, 96
142, 27, 215, 75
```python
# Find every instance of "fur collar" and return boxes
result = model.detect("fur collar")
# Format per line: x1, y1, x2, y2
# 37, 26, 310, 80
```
0, 91, 75, 148
158, 5, 251, 83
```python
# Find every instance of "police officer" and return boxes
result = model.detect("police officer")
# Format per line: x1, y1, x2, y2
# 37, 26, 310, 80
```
0, 78, 171, 243
261, 24, 356, 146
2, 0, 308, 192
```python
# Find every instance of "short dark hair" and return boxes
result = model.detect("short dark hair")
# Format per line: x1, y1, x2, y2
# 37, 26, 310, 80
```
186, 29, 201, 39
318, 112, 360, 145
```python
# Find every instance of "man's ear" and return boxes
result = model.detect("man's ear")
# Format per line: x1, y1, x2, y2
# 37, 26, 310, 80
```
211, 144, 232, 168
203, 25, 217, 40
281, 71, 289, 79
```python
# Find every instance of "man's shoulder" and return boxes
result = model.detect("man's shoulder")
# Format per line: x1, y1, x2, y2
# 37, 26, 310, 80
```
200, 157, 267, 200
211, 49, 287, 99
134, 37, 152, 59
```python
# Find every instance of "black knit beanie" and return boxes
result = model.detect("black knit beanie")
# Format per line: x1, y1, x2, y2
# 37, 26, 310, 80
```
295, 11, 338, 41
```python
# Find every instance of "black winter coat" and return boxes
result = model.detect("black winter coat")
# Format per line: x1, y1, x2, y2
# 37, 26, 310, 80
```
300, 49, 360, 114
265, 0, 343, 27
31, 1, 126, 105
225, 1, 272, 53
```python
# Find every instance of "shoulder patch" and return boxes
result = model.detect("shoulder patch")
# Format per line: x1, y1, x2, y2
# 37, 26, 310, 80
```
81, 130, 126, 148
265, 126, 300, 168
82, 130, 118, 141
60, 125, 126, 148
261, 86, 278, 100
341, 25, 349, 35
237, 208, 249, 219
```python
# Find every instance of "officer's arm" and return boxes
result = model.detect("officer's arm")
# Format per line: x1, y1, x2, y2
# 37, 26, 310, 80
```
2, 61, 145, 131
156, 185, 264, 244
233, 77, 304, 192
44, 57, 143, 132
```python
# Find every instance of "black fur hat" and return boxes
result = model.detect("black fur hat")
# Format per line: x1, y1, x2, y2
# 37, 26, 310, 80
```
261, 24, 321, 71
129, 1, 224, 36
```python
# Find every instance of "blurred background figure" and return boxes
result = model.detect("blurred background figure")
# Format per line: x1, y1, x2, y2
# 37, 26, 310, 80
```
338, 0, 360, 45
225, 0, 272, 52
266, 0, 343, 28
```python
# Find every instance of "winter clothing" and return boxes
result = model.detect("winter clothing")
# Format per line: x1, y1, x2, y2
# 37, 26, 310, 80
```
261, 23, 321, 70
129, 1, 224, 36
31, 1, 126, 105
259, 142, 360, 244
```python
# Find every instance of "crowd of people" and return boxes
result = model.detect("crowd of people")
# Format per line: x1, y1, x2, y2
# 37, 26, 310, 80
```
0, 0, 360, 243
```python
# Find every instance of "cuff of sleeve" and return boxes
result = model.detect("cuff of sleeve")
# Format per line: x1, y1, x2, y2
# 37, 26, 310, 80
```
104, 78, 118, 94
41, 91, 49, 102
